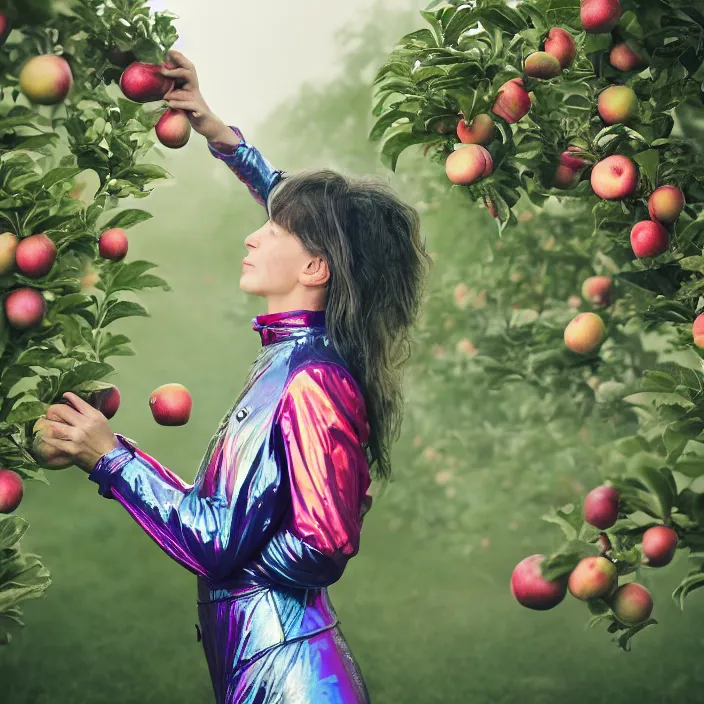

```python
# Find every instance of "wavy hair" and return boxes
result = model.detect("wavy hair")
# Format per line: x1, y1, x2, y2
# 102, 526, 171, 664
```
267, 169, 434, 488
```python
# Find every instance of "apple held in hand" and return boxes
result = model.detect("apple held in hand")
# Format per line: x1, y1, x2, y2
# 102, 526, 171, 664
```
149, 383, 192, 426
120, 61, 174, 103
31, 417, 75, 470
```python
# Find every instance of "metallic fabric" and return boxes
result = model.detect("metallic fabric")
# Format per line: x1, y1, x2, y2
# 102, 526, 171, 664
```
207, 125, 288, 208
89, 304, 374, 702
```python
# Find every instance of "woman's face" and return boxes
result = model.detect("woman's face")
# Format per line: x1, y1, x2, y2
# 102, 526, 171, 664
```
240, 218, 329, 301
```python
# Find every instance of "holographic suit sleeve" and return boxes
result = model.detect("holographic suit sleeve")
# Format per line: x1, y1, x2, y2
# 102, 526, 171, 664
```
242, 363, 373, 590
86, 364, 372, 588
207, 125, 286, 207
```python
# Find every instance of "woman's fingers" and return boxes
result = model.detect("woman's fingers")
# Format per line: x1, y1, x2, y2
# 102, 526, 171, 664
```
166, 49, 195, 72
166, 99, 201, 114
161, 66, 191, 80
163, 88, 191, 101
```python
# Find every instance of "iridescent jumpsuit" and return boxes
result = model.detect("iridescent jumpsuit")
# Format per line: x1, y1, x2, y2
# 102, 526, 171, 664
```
89, 126, 374, 703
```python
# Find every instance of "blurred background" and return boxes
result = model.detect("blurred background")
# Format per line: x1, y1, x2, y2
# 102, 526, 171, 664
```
2, 1, 704, 702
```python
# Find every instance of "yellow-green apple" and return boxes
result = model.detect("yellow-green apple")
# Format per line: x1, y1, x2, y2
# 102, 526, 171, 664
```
155, 108, 192, 149
4, 288, 46, 330
543, 27, 576, 68
641, 526, 678, 567
597, 85, 638, 125
693, 313, 704, 348
525, 51, 562, 79
609, 43, 648, 71
564, 312, 606, 354
0, 232, 18, 275
581, 276, 613, 306
580, 0, 622, 34
584, 485, 620, 528
31, 417, 74, 469
149, 383, 192, 426
98, 228, 128, 261
568, 556, 618, 600
648, 185, 685, 224
119, 61, 174, 103
609, 582, 653, 625
630, 220, 669, 258
0, 469, 23, 513
445, 144, 493, 185
15, 233, 56, 278
590, 155, 637, 199
0, 14, 11, 47
492, 77, 531, 123
456, 113, 495, 145
510, 554, 568, 610
19, 55, 73, 105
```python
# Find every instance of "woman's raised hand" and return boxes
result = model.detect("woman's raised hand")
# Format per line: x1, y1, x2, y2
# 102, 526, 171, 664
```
161, 49, 229, 143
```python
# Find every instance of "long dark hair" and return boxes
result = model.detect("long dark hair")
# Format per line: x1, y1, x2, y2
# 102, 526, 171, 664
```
267, 169, 434, 488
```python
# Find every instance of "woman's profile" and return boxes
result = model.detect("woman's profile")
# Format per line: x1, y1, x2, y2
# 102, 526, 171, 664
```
61, 49, 433, 703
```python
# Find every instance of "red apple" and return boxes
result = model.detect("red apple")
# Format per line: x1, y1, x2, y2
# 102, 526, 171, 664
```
693, 313, 704, 348
630, 220, 669, 258
609, 582, 653, 625
560, 146, 589, 172
543, 27, 576, 69
598, 85, 638, 125
0, 469, 23, 513
524, 51, 562, 79
492, 78, 531, 123
580, 0, 622, 34
568, 556, 618, 600
641, 526, 678, 567
119, 61, 174, 103
155, 108, 192, 149
581, 276, 613, 307
445, 145, 493, 185
456, 113, 495, 145
590, 155, 637, 200
609, 43, 648, 71
0, 14, 11, 48
584, 485, 620, 528
4, 288, 46, 330
510, 554, 568, 610
98, 228, 128, 261
15, 233, 56, 278
149, 383, 192, 426
648, 185, 685, 225
90, 385, 121, 419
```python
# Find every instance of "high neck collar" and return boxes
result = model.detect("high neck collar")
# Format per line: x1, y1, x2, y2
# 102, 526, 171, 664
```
252, 309, 326, 347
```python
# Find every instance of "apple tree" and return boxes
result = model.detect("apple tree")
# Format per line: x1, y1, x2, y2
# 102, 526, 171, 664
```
0, 0, 179, 645
371, 0, 704, 649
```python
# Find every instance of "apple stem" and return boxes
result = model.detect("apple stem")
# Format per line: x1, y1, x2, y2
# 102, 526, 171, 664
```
598, 532, 612, 555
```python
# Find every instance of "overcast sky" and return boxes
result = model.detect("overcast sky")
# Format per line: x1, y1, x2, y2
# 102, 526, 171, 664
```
149, 0, 427, 131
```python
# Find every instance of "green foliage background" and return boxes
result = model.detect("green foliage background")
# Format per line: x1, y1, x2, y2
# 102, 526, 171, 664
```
2, 1, 704, 702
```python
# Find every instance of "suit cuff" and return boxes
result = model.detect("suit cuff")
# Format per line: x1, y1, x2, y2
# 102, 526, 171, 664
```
207, 125, 245, 158
88, 433, 139, 499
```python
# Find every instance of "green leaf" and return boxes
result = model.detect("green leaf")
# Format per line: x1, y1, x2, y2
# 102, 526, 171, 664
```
633, 149, 659, 189
672, 570, 704, 610
101, 208, 153, 231
6, 401, 48, 425
0, 516, 29, 548
613, 618, 658, 652
541, 502, 582, 540
42, 167, 83, 190
101, 300, 150, 327
625, 454, 675, 519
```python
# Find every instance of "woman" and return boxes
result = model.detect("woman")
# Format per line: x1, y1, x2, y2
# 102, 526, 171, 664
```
40, 50, 433, 703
